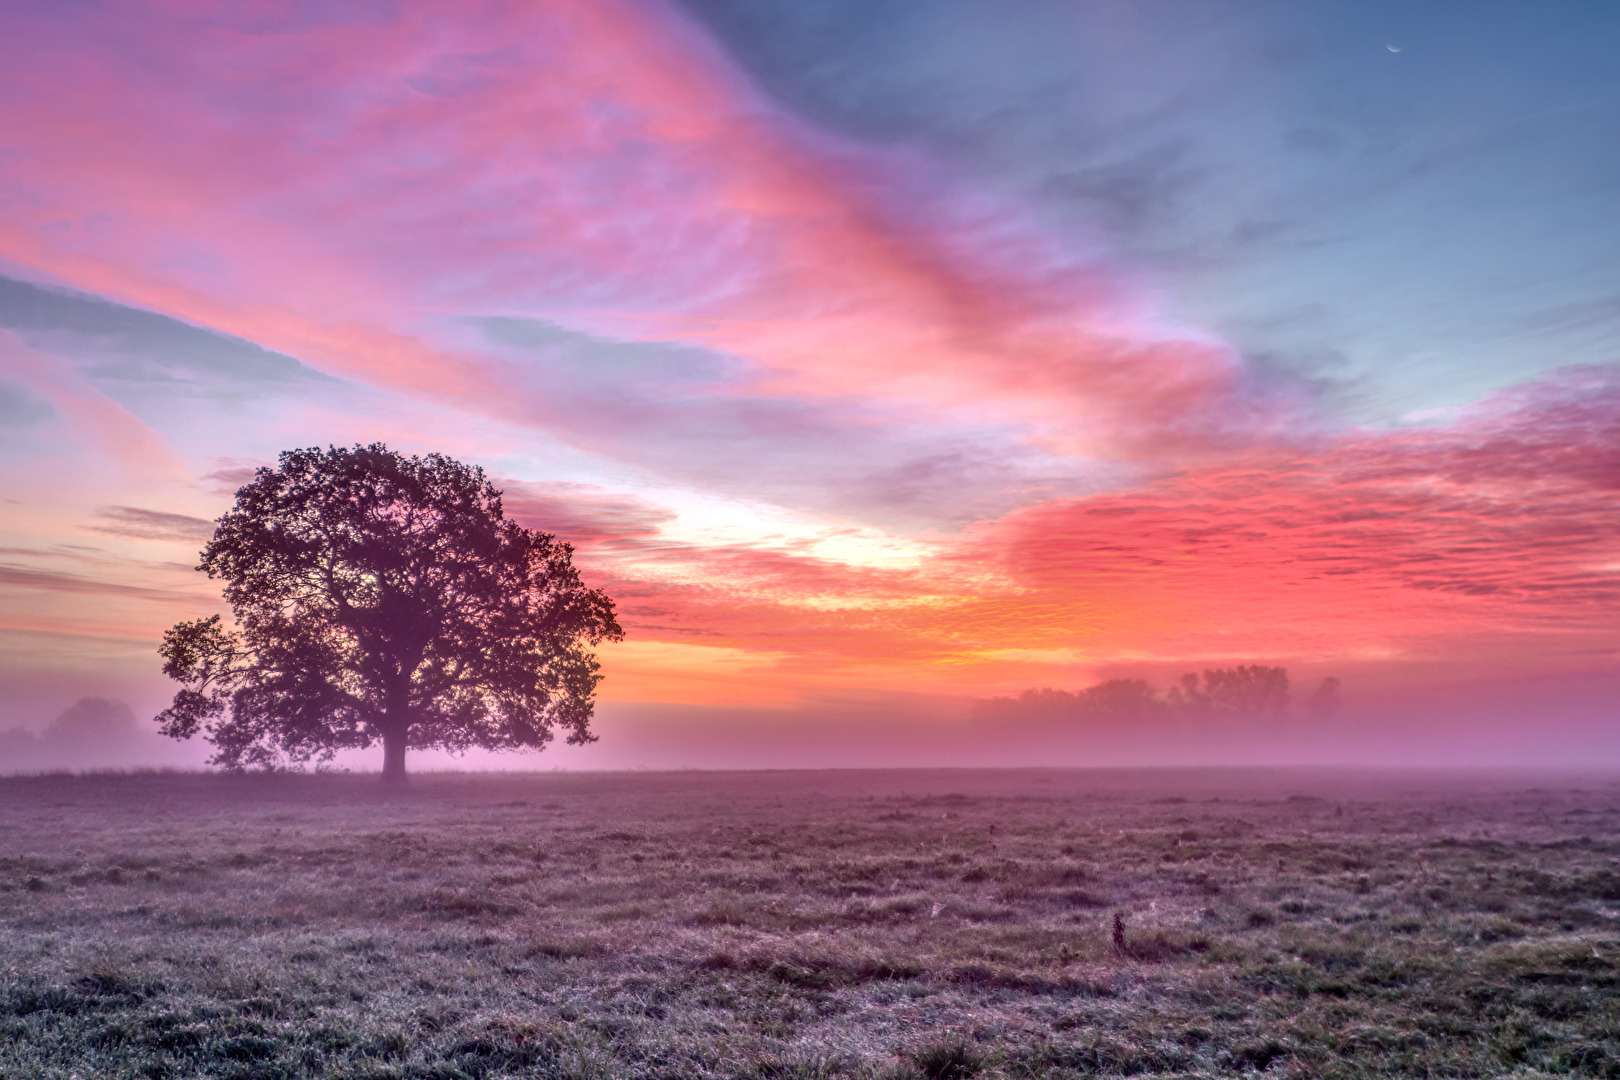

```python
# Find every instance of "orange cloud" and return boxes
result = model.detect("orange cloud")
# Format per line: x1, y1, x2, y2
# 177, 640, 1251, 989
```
571, 366, 1620, 699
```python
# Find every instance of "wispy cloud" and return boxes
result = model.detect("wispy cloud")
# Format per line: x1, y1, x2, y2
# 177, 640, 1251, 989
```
0, 276, 336, 396
0, 0, 1307, 470
86, 506, 215, 545
0, 563, 203, 606
501, 481, 676, 545
0, 378, 54, 428
564, 365, 1620, 696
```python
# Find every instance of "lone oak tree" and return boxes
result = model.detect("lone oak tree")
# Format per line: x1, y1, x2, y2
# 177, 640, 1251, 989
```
156, 444, 623, 781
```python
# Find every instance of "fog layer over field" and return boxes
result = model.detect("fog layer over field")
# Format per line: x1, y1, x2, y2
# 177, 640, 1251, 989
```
2, 4, 1619, 765
3, 687, 1616, 776
0, 697, 204, 773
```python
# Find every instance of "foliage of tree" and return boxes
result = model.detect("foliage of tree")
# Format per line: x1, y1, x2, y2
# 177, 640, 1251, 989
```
1077, 678, 1163, 719
0, 697, 143, 767
976, 666, 1335, 726
972, 679, 1166, 724
1308, 676, 1342, 717
968, 689, 1049, 725
156, 444, 623, 780
1167, 665, 1290, 718
46, 697, 139, 750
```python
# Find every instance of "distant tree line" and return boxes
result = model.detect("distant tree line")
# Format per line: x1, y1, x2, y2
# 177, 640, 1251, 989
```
0, 697, 185, 771
974, 667, 1341, 724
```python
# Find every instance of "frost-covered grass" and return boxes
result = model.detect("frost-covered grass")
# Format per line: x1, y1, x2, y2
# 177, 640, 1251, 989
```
1, 768, 1617, 1078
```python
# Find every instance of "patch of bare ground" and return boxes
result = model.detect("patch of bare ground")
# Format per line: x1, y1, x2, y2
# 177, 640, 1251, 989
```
1, 768, 1617, 1077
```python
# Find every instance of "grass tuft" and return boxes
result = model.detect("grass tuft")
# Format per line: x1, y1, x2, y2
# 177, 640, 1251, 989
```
909, 1039, 986, 1080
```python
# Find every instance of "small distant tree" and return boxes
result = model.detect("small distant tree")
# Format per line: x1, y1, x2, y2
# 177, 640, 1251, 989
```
1077, 679, 1163, 721
973, 679, 1165, 725
1307, 676, 1342, 718
1169, 665, 1290, 718
156, 444, 623, 781
971, 687, 1082, 724
44, 697, 139, 753
1165, 673, 1210, 718
1206, 665, 1289, 716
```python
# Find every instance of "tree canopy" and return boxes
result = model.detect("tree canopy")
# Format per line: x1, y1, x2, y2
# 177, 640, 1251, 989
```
156, 444, 623, 779
1166, 665, 1290, 718
975, 666, 1332, 726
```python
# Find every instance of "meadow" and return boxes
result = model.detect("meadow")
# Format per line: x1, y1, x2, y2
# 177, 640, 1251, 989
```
0, 767, 1616, 1079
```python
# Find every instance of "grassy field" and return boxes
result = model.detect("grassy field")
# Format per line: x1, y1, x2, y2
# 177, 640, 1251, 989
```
1, 768, 1617, 1079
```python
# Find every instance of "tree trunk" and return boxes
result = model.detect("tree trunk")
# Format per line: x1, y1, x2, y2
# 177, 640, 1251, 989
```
381, 727, 408, 784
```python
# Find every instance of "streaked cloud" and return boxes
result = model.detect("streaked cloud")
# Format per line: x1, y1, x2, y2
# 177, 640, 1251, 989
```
86, 506, 215, 545
0, 563, 203, 606
0, 378, 54, 427
562, 365, 1620, 700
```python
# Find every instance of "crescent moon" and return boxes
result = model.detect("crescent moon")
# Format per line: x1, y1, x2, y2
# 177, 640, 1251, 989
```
1386, 43, 1402, 53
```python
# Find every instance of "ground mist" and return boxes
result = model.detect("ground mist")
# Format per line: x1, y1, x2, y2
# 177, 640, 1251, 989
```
1, 768, 1616, 1078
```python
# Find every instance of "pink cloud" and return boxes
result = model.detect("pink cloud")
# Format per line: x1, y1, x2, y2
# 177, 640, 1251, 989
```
953, 365, 1620, 671
0, 330, 192, 487
0, 0, 1302, 467
558, 366, 1620, 698
499, 479, 675, 545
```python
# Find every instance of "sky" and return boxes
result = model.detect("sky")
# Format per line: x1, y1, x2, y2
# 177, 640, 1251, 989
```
1, 0, 1617, 769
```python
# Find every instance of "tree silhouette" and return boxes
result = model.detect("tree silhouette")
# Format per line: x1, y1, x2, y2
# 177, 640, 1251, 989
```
1308, 676, 1342, 718
976, 666, 1318, 731
1168, 665, 1290, 718
1077, 679, 1164, 720
156, 444, 623, 780
972, 680, 1164, 725
44, 697, 139, 753
1165, 673, 1211, 718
